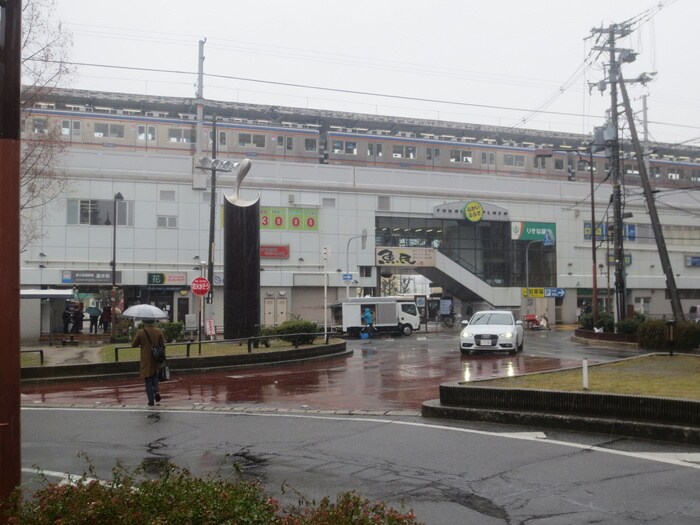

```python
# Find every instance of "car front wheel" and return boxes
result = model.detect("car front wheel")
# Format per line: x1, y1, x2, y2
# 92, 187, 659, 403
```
401, 324, 413, 336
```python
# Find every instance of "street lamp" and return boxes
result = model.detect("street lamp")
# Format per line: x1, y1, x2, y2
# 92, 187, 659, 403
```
345, 229, 368, 298
111, 192, 124, 341
197, 125, 251, 305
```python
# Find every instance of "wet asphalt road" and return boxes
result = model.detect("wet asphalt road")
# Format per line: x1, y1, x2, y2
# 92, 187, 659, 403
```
21, 329, 700, 524
21, 328, 630, 411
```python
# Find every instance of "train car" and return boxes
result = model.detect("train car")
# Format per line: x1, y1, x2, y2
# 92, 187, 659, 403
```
19, 93, 700, 190
22, 106, 321, 163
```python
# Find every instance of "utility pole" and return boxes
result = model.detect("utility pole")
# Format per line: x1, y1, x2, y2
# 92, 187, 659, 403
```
0, 0, 22, 499
592, 23, 629, 323
195, 38, 206, 160
618, 74, 684, 321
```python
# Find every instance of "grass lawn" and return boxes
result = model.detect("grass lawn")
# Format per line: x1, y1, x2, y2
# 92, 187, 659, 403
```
477, 354, 700, 401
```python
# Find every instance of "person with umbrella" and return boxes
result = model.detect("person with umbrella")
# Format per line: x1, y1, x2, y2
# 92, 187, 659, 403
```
125, 304, 168, 407
131, 318, 166, 407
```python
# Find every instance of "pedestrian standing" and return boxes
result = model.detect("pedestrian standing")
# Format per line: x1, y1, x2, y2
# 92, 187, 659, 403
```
62, 305, 72, 334
131, 319, 165, 406
71, 304, 84, 333
100, 306, 112, 333
89, 313, 99, 334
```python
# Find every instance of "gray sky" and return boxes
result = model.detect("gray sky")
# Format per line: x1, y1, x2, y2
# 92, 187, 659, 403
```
53, 0, 698, 145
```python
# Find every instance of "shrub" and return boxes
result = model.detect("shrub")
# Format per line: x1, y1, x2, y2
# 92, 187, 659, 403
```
157, 321, 184, 343
615, 316, 643, 335
579, 312, 614, 332
281, 491, 420, 525
276, 320, 318, 345
638, 319, 700, 351
1, 465, 422, 525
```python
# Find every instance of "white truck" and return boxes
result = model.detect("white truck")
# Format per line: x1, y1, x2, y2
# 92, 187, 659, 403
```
330, 297, 421, 337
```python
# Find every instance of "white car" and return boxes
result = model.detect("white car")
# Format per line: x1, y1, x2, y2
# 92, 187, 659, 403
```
460, 310, 524, 355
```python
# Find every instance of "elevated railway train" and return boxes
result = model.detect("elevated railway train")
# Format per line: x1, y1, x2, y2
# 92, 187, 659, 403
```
22, 88, 700, 188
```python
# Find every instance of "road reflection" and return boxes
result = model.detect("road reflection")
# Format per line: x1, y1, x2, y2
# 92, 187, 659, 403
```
22, 341, 582, 411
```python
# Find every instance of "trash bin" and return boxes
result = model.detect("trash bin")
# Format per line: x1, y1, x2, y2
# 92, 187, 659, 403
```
360, 332, 369, 340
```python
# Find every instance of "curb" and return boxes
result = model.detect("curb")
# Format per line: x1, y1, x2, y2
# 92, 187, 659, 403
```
421, 399, 700, 444
21, 342, 349, 383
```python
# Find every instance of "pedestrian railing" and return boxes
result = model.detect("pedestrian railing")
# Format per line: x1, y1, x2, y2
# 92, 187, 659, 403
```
112, 332, 333, 363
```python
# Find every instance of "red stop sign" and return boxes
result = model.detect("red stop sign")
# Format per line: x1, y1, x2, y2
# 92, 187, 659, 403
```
191, 277, 211, 296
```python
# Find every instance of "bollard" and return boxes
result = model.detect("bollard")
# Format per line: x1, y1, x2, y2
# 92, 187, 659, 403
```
582, 358, 589, 390
666, 319, 676, 357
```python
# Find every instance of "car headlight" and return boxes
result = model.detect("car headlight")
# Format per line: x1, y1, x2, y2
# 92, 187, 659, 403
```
499, 331, 514, 339
462, 330, 474, 338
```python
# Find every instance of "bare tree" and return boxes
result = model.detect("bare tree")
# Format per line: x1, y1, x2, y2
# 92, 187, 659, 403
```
20, 0, 73, 251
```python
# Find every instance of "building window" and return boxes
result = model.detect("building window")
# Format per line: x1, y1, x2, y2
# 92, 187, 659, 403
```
304, 138, 317, 151
157, 216, 178, 229
168, 127, 195, 143
137, 125, 156, 141
160, 190, 176, 201
322, 197, 336, 208
67, 199, 133, 226
377, 196, 391, 211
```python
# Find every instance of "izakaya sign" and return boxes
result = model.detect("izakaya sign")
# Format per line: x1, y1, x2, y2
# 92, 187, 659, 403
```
511, 221, 556, 245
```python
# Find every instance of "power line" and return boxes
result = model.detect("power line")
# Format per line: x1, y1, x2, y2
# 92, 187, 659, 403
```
34, 58, 604, 120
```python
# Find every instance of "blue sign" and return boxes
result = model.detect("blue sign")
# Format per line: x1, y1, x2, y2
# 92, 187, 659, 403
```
342, 273, 353, 281
686, 255, 700, 267
545, 287, 566, 298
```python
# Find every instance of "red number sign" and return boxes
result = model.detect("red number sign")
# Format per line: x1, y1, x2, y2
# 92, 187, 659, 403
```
191, 277, 211, 296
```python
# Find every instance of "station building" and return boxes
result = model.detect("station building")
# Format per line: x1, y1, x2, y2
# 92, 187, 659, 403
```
18, 89, 700, 342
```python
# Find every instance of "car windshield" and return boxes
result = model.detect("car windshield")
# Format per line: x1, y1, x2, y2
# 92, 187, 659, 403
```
470, 313, 513, 326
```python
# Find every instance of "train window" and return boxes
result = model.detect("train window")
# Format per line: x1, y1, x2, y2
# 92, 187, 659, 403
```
332, 141, 344, 154
240, 133, 266, 148
504, 154, 524, 167
554, 159, 565, 170
304, 138, 317, 151
219, 131, 227, 146
377, 144, 383, 157
368, 143, 383, 157
534, 157, 546, 168
277, 136, 284, 147
345, 141, 357, 155
692, 170, 700, 182
286, 136, 293, 150
668, 171, 681, 180
450, 149, 472, 163
392, 145, 416, 159
168, 127, 195, 143
137, 125, 156, 141
33, 118, 49, 135
94, 123, 124, 139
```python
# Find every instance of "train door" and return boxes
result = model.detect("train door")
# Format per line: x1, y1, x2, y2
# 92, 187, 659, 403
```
277, 135, 294, 159
368, 142, 383, 165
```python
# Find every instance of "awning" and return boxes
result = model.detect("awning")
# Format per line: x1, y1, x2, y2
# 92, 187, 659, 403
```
20, 289, 75, 300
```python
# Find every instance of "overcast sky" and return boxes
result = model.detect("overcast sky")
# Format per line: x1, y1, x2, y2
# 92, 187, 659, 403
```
52, 0, 698, 145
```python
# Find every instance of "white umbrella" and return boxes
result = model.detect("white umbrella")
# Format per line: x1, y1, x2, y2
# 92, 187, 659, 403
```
121, 304, 168, 320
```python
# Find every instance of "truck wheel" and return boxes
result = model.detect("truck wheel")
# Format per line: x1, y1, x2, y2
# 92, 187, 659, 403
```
401, 324, 413, 336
